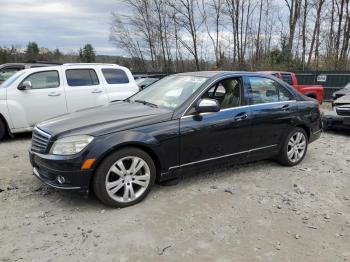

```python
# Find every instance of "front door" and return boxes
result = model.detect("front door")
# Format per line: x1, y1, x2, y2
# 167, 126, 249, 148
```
7, 70, 67, 129
64, 68, 109, 112
179, 77, 252, 167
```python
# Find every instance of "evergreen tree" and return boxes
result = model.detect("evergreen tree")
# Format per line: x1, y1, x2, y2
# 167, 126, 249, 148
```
25, 42, 39, 62
79, 44, 96, 62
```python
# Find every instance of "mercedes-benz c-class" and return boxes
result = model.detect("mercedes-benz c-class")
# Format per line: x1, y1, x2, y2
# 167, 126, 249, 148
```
29, 71, 322, 207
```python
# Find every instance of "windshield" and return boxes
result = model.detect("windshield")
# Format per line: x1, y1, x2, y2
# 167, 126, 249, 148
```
129, 75, 208, 110
344, 83, 350, 91
0, 70, 25, 88
135, 78, 147, 84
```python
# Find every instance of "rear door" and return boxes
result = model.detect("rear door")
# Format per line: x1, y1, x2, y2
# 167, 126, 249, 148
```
246, 75, 298, 158
64, 67, 109, 112
100, 67, 139, 101
7, 69, 67, 128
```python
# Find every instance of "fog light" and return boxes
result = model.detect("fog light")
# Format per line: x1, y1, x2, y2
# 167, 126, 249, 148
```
57, 175, 65, 184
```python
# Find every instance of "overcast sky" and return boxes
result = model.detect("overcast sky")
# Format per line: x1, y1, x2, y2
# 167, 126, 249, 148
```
0, 0, 127, 55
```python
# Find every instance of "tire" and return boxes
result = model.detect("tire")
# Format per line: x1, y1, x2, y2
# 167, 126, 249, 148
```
93, 147, 156, 208
0, 120, 6, 141
306, 93, 316, 99
277, 127, 308, 166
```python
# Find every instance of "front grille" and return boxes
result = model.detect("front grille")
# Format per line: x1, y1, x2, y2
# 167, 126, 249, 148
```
31, 128, 51, 153
336, 106, 350, 116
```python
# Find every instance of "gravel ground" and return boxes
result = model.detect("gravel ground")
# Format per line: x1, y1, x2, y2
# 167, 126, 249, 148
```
0, 129, 349, 261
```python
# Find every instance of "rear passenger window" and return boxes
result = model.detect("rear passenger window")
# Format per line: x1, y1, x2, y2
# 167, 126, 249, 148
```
66, 69, 99, 86
102, 69, 129, 84
248, 77, 294, 104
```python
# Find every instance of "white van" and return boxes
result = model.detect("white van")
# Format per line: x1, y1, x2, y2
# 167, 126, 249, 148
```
0, 63, 139, 140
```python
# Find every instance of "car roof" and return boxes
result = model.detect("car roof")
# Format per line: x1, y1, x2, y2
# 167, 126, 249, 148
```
20, 63, 130, 74
175, 71, 264, 78
259, 71, 293, 74
0, 63, 62, 71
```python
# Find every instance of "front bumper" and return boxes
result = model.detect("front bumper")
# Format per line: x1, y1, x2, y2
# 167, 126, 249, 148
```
323, 114, 350, 130
29, 150, 93, 192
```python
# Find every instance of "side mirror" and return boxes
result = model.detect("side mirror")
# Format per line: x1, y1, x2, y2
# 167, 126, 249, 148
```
18, 81, 32, 90
195, 98, 220, 113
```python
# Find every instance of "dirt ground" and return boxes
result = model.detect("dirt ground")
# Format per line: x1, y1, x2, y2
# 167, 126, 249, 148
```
0, 117, 350, 261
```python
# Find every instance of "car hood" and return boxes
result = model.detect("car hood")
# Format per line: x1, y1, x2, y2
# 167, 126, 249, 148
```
37, 101, 173, 137
334, 94, 350, 105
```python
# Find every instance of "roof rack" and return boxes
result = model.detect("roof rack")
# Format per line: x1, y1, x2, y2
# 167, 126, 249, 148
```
62, 63, 119, 66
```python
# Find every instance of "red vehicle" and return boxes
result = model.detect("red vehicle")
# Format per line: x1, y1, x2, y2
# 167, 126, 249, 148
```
260, 71, 324, 104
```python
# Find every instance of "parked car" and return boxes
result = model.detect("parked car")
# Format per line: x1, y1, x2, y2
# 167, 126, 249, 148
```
323, 94, 350, 130
29, 71, 322, 207
0, 63, 58, 84
332, 82, 350, 101
135, 77, 159, 89
0, 63, 139, 140
261, 71, 324, 104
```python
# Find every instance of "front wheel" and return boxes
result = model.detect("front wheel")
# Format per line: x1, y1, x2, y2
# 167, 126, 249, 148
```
277, 127, 308, 166
93, 147, 156, 208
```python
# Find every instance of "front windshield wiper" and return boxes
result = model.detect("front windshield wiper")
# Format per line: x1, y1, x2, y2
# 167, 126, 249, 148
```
134, 99, 158, 108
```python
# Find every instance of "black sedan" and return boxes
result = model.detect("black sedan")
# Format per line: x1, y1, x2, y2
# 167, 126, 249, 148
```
29, 71, 322, 207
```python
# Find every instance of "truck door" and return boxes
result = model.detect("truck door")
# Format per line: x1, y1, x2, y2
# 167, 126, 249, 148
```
7, 69, 68, 129
63, 68, 109, 112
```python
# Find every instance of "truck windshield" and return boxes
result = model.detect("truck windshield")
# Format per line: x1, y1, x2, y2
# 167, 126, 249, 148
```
128, 75, 208, 110
344, 83, 350, 91
0, 71, 25, 88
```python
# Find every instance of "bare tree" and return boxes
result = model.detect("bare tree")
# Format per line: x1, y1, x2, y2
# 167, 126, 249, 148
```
109, 0, 350, 72
167, 0, 205, 70
200, 0, 224, 67
284, 0, 302, 61
307, 0, 325, 67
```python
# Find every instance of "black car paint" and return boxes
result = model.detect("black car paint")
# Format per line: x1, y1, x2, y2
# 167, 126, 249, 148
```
29, 72, 322, 192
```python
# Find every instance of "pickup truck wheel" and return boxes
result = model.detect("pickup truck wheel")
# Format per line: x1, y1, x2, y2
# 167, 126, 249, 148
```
305, 93, 316, 99
0, 120, 6, 141
277, 127, 308, 166
93, 147, 156, 208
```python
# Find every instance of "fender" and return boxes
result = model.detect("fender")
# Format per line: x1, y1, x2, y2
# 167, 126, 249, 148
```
6, 99, 31, 130
278, 101, 320, 148
88, 130, 169, 175
0, 96, 14, 130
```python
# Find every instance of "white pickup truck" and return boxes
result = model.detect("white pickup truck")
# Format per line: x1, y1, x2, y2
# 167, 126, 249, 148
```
0, 63, 139, 140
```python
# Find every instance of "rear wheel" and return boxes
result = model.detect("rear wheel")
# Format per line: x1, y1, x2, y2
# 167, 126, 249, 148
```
93, 147, 156, 208
278, 127, 308, 166
0, 120, 6, 141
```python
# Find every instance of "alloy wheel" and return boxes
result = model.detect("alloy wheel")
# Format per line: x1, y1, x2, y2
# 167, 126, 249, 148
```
287, 131, 306, 163
105, 156, 151, 203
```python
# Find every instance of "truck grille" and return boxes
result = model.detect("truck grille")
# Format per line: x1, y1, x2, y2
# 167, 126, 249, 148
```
31, 128, 51, 153
336, 106, 350, 116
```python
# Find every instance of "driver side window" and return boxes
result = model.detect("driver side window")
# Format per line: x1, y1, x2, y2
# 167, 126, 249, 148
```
203, 78, 242, 109
21, 71, 60, 89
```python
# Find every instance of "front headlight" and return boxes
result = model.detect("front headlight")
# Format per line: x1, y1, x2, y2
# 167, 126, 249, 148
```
50, 135, 94, 155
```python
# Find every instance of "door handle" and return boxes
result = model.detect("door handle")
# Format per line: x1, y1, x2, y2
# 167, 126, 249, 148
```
91, 89, 103, 94
48, 92, 61, 97
234, 112, 248, 121
281, 104, 290, 111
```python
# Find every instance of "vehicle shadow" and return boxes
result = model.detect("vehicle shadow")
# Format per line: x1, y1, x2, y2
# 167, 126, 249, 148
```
324, 129, 350, 136
1, 132, 32, 142
37, 158, 279, 209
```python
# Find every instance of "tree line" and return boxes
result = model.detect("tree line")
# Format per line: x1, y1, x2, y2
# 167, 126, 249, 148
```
110, 0, 350, 72
0, 43, 97, 64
